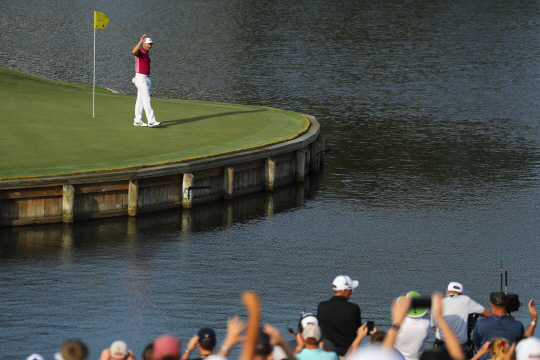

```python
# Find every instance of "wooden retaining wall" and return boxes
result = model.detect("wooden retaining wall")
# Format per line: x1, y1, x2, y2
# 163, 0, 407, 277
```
0, 115, 324, 227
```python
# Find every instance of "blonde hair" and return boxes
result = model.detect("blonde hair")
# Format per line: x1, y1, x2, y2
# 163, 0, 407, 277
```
489, 337, 510, 360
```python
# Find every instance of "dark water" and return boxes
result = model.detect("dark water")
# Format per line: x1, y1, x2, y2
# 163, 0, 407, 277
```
2, 1, 540, 359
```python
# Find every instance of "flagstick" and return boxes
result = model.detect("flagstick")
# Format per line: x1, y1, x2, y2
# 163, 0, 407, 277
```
93, 25, 96, 117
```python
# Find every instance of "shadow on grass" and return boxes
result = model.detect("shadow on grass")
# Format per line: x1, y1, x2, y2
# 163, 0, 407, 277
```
158, 109, 268, 128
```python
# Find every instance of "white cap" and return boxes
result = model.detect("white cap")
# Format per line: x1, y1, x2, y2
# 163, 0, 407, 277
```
143, 37, 154, 44
300, 314, 318, 329
516, 337, 540, 360
349, 345, 402, 360
110, 341, 128, 359
26, 355, 44, 360
447, 282, 464, 293
333, 275, 359, 291
272, 345, 288, 360
302, 324, 322, 342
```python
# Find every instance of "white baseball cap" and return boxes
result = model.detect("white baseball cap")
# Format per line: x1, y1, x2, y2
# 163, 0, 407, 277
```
333, 275, 359, 291
143, 37, 154, 44
516, 337, 540, 360
110, 341, 128, 359
447, 282, 464, 293
300, 314, 318, 329
303, 324, 322, 342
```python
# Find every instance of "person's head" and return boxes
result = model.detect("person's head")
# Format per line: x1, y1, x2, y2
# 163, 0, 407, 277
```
110, 341, 129, 360
332, 275, 359, 299
401, 291, 428, 318
27, 354, 44, 360
153, 335, 181, 360
57, 340, 89, 360
298, 313, 318, 333
142, 37, 154, 51
419, 348, 452, 360
254, 330, 272, 360
515, 337, 540, 360
489, 338, 510, 359
142, 343, 153, 360
302, 324, 322, 346
369, 330, 387, 344
490, 291, 508, 312
197, 328, 217, 352
446, 281, 464, 295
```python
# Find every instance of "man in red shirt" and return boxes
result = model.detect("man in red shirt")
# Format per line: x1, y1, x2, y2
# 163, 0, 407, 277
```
132, 34, 161, 127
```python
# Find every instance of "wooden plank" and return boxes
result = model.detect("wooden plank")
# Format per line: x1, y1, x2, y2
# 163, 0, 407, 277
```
137, 202, 183, 214
234, 184, 265, 197
44, 197, 62, 217
138, 174, 182, 188
233, 159, 264, 173
1, 186, 63, 199
295, 150, 305, 182
62, 184, 75, 224
157, 184, 168, 205
264, 158, 275, 191
0, 216, 63, 227
102, 192, 116, 212
182, 173, 194, 209
75, 209, 127, 221
10, 198, 19, 220
0, 199, 8, 221
115, 191, 124, 210
275, 176, 295, 188
223, 165, 234, 200
192, 193, 224, 206
35, 197, 45, 218
273, 151, 295, 163
128, 180, 138, 216
192, 167, 223, 179
75, 182, 128, 194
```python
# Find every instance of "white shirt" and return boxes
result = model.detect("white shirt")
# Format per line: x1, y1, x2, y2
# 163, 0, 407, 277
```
394, 316, 430, 360
431, 294, 485, 344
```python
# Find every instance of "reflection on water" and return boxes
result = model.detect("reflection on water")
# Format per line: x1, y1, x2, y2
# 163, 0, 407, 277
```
2, 1, 540, 359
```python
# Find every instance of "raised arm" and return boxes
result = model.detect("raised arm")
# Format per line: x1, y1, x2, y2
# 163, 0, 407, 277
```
239, 292, 261, 360
524, 299, 537, 338
345, 323, 369, 356
218, 315, 246, 357
180, 335, 199, 360
383, 295, 411, 349
263, 324, 297, 360
132, 34, 146, 56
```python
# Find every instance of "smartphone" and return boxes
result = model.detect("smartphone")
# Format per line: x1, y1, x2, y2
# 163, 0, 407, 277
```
410, 296, 432, 309
367, 321, 374, 332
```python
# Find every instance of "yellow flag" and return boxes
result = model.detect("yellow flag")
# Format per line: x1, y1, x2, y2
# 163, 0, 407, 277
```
94, 11, 109, 29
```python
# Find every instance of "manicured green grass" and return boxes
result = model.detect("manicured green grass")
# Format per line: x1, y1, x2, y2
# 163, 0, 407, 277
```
0, 67, 308, 179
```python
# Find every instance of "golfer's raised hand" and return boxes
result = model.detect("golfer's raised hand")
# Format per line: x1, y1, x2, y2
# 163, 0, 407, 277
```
141, 34, 147, 43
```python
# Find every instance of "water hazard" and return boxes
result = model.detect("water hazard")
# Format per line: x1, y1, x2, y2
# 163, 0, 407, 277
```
2, 1, 540, 359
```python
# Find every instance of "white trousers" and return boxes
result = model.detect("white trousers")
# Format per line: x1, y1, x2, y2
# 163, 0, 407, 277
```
133, 73, 156, 123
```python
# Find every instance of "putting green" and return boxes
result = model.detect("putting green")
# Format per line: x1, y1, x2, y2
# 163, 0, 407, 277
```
0, 67, 309, 180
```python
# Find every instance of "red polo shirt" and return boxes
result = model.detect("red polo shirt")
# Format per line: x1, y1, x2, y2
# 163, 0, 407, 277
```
135, 47, 151, 75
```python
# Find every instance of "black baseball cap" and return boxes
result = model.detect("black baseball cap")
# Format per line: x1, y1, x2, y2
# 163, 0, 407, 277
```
198, 328, 216, 345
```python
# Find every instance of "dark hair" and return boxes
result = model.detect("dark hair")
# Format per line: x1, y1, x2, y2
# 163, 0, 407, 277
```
142, 342, 153, 360
369, 331, 386, 344
199, 338, 216, 352
60, 340, 89, 360
419, 348, 451, 360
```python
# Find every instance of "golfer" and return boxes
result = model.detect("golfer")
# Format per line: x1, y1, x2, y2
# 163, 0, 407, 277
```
132, 34, 161, 127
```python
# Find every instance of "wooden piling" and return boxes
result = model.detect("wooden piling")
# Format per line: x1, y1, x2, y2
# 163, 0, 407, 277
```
128, 179, 139, 217
310, 139, 321, 173
295, 150, 305, 182
62, 184, 75, 224
223, 166, 234, 200
182, 173, 194, 209
264, 158, 276, 191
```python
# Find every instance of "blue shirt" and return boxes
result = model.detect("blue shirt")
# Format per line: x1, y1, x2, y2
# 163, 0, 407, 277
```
473, 315, 524, 359
296, 348, 339, 360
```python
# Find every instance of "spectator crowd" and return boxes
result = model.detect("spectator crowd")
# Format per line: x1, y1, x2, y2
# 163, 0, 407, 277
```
25, 276, 540, 360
